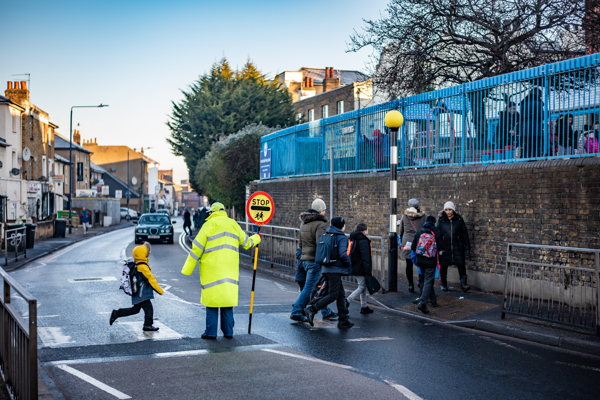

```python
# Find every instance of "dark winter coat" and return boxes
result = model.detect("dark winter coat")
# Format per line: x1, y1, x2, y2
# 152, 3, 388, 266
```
349, 231, 372, 276
410, 222, 441, 269
321, 225, 352, 275
436, 211, 471, 267
299, 210, 328, 261
398, 208, 426, 259
183, 211, 191, 226
497, 110, 520, 148
198, 208, 209, 228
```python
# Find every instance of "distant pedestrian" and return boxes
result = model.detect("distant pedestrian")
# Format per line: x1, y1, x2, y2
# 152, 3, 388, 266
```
346, 223, 374, 314
150, 206, 156, 213
290, 199, 337, 322
110, 242, 164, 331
181, 202, 261, 339
198, 207, 209, 230
519, 87, 545, 158
79, 207, 91, 234
397, 198, 426, 293
411, 216, 441, 314
437, 202, 471, 292
305, 216, 354, 330
193, 209, 200, 230
183, 208, 192, 236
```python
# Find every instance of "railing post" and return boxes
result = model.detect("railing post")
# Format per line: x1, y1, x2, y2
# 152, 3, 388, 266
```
595, 251, 600, 337
270, 226, 274, 268
28, 298, 37, 398
3, 279, 10, 383
4, 230, 7, 267
502, 243, 512, 319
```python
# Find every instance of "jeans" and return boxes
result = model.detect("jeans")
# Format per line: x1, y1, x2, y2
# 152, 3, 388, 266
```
82, 222, 90, 234
115, 299, 153, 326
419, 268, 437, 307
347, 276, 368, 307
292, 261, 333, 317
183, 224, 192, 236
312, 273, 349, 322
204, 307, 234, 337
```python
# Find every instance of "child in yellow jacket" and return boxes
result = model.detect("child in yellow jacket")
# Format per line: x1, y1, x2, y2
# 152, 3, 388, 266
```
110, 242, 164, 331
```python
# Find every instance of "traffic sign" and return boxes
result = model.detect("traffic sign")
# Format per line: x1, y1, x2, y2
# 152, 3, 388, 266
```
246, 191, 275, 225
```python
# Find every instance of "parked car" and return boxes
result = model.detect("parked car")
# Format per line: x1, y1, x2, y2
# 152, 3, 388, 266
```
120, 208, 139, 221
133, 213, 176, 244
156, 209, 171, 217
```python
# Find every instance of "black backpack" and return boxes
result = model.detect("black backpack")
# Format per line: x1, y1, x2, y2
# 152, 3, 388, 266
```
311, 276, 329, 304
315, 234, 338, 266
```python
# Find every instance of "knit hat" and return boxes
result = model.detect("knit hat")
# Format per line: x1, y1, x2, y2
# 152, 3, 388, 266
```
444, 201, 456, 211
426, 216, 436, 224
408, 198, 419, 208
355, 222, 368, 232
210, 202, 225, 212
311, 198, 327, 212
331, 216, 345, 230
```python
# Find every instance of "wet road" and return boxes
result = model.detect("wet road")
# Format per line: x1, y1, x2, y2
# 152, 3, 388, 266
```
9, 217, 600, 399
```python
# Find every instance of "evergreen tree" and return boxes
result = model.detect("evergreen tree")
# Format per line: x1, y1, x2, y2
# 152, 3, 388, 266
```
167, 58, 295, 190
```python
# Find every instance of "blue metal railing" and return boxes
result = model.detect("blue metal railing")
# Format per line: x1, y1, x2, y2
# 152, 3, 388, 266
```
261, 53, 600, 179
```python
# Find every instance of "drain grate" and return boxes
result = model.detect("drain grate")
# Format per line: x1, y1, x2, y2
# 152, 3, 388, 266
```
400, 295, 498, 321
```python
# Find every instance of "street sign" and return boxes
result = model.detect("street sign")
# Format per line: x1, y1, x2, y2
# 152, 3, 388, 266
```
260, 143, 271, 179
246, 191, 274, 225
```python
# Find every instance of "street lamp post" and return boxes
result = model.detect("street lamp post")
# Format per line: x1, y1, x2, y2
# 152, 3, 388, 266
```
384, 110, 404, 292
68, 104, 108, 234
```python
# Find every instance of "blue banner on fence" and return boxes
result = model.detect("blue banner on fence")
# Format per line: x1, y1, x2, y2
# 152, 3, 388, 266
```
260, 143, 271, 179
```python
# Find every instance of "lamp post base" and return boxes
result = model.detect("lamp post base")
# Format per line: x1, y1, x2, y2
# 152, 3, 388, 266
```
388, 233, 398, 292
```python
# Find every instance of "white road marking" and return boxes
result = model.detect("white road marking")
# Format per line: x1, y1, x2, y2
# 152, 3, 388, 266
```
161, 291, 204, 308
273, 282, 287, 291
480, 336, 542, 359
56, 364, 132, 399
39, 327, 76, 347
171, 278, 179, 281
159, 284, 172, 292
117, 321, 183, 340
179, 232, 192, 253
261, 349, 353, 370
554, 361, 600, 372
155, 349, 209, 358
68, 277, 117, 283
38, 315, 60, 318
98, 312, 112, 314
385, 380, 424, 400
345, 337, 393, 342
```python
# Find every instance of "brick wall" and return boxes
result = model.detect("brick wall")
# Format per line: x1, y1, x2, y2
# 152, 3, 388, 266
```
252, 158, 600, 289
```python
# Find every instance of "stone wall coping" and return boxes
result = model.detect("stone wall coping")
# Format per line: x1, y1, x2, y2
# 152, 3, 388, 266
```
253, 157, 600, 184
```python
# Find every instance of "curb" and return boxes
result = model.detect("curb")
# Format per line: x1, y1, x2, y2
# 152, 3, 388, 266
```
4, 223, 133, 272
239, 259, 600, 358
447, 319, 600, 357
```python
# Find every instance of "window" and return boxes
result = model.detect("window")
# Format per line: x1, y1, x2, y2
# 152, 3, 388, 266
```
42, 155, 47, 177
296, 112, 302, 123
12, 151, 16, 170
337, 101, 344, 115
12, 111, 18, 133
77, 162, 84, 181
308, 109, 314, 122
322, 105, 329, 119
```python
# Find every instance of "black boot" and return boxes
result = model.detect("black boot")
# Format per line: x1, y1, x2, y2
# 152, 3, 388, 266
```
460, 276, 471, 293
440, 277, 448, 291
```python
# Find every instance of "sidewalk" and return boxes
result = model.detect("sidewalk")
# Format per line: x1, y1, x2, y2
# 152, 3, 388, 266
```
239, 257, 600, 357
2, 220, 135, 272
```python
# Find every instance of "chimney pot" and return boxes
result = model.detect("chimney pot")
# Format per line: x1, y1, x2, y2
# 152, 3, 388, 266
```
20, 81, 27, 90
7, 82, 12, 90
310, 77, 313, 87
14, 81, 20, 89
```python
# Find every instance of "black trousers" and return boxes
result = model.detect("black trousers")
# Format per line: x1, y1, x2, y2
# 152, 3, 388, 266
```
406, 258, 414, 285
115, 299, 153, 326
419, 267, 437, 306
440, 264, 467, 285
312, 273, 349, 322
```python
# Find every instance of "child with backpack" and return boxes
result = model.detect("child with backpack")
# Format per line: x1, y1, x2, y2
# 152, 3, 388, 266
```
346, 223, 374, 314
411, 216, 441, 314
110, 242, 164, 331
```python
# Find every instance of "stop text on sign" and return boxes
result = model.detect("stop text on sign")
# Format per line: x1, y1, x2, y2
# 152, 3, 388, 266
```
246, 191, 275, 225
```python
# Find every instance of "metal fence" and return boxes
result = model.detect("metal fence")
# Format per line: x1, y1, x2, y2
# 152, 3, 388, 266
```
237, 222, 388, 288
262, 53, 600, 179
0, 267, 38, 399
502, 243, 600, 336
4, 227, 27, 267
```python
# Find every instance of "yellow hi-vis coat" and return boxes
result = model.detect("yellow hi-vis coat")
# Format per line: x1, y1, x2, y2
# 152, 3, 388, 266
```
181, 210, 261, 307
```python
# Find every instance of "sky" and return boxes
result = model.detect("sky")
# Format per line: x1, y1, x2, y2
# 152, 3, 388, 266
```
1, 0, 389, 183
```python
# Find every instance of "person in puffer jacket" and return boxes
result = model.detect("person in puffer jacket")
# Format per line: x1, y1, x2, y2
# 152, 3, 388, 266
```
436, 201, 471, 293
304, 217, 354, 330
411, 216, 441, 314
110, 242, 164, 331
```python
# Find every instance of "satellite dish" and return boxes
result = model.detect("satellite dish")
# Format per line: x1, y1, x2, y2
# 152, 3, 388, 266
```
23, 148, 31, 162
10, 168, 20, 176
131, 176, 138, 185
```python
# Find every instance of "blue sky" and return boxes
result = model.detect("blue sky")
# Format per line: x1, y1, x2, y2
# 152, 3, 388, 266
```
1, 0, 388, 182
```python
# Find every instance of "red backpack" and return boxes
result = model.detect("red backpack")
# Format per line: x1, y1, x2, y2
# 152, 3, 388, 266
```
415, 232, 437, 258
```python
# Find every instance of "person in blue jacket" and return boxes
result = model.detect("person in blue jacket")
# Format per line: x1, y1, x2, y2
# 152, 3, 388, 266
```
304, 217, 354, 330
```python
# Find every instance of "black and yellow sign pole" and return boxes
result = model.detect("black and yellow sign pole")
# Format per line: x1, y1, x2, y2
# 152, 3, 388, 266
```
248, 225, 260, 334
246, 191, 274, 335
